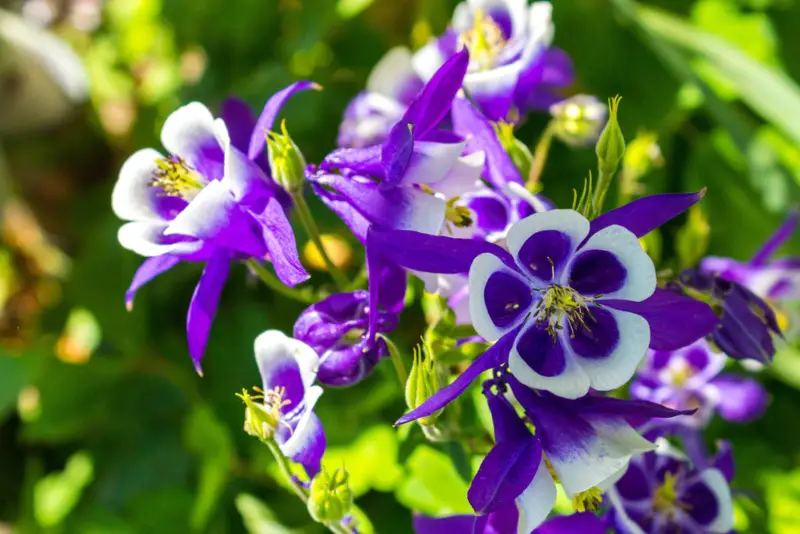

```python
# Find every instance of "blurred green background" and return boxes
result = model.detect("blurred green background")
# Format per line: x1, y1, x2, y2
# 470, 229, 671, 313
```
2, 0, 800, 532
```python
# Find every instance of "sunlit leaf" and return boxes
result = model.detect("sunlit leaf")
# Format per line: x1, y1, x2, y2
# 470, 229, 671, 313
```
33, 451, 94, 528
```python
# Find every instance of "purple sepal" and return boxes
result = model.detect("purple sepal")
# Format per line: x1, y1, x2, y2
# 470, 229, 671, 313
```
248, 80, 320, 160
604, 288, 719, 351
590, 191, 706, 238
534, 513, 607, 534
451, 97, 523, 188
254, 197, 310, 287
711, 375, 769, 423
187, 250, 231, 374
712, 440, 735, 483
220, 96, 257, 155
394, 327, 519, 425
468, 437, 542, 514
125, 255, 181, 309
751, 209, 799, 265
382, 120, 415, 186
514, 48, 575, 112
413, 514, 487, 534
321, 146, 384, 177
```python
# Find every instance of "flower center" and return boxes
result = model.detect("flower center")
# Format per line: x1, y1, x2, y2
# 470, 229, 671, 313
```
237, 386, 293, 440
445, 197, 473, 229
572, 487, 604, 513
151, 156, 207, 200
652, 472, 686, 517
668, 360, 694, 387
533, 285, 597, 340
460, 9, 507, 70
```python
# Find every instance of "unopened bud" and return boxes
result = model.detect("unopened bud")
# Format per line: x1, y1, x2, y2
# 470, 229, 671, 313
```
405, 344, 442, 426
549, 94, 607, 147
267, 119, 307, 193
595, 95, 626, 175
493, 121, 533, 178
307, 467, 354, 523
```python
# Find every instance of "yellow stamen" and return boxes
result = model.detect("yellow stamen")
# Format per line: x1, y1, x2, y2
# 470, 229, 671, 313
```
572, 487, 604, 513
236, 385, 293, 441
652, 471, 686, 517
534, 284, 598, 340
459, 9, 507, 70
151, 156, 206, 199
445, 197, 473, 228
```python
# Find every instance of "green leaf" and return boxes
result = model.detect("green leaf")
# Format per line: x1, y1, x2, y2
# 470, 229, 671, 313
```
0, 353, 26, 421
184, 403, 234, 531
323, 425, 403, 497
763, 467, 800, 533
33, 451, 94, 528
336, 0, 375, 19
235, 493, 298, 534
395, 445, 472, 516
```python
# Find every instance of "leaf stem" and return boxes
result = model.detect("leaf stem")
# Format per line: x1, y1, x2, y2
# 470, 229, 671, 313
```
246, 259, 315, 304
292, 191, 349, 291
527, 121, 556, 189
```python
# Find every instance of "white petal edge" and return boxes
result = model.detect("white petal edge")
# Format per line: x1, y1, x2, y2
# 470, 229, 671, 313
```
392, 187, 448, 236
515, 457, 556, 534
254, 330, 320, 391
160, 101, 221, 165
507, 181, 551, 214
506, 209, 590, 280
112, 148, 166, 222
551, 418, 655, 496
280, 385, 324, 458
700, 469, 734, 533
367, 47, 416, 99
433, 151, 485, 200
606, 488, 647, 534
573, 224, 656, 302
403, 139, 468, 187
508, 328, 591, 399
468, 253, 532, 341
411, 40, 447, 82
117, 220, 201, 257
571, 308, 650, 392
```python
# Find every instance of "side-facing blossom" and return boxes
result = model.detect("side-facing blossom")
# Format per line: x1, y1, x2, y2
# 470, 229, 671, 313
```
413, 0, 574, 120
114, 84, 316, 372
632, 339, 768, 427
249, 330, 326, 476
294, 264, 406, 386
337, 47, 423, 148
607, 440, 734, 534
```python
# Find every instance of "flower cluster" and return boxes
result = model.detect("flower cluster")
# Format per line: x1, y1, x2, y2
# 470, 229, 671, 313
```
110, 1, 796, 532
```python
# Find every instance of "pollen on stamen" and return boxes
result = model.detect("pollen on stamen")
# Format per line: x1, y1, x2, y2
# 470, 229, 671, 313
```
150, 156, 207, 199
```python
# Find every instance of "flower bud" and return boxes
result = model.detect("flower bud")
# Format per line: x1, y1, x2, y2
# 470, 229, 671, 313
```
307, 467, 354, 523
595, 95, 626, 175
405, 344, 442, 426
267, 119, 307, 193
549, 94, 607, 147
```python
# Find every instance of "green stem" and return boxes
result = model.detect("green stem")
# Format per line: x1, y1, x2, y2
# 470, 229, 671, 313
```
246, 259, 315, 304
527, 121, 555, 190
292, 191, 349, 291
591, 168, 615, 217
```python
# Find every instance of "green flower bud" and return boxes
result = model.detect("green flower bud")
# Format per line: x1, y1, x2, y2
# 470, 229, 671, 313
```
595, 95, 626, 176
266, 119, 307, 193
307, 467, 354, 523
493, 121, 533, 179
549, 94, 607, 147
405, 344, 442, 426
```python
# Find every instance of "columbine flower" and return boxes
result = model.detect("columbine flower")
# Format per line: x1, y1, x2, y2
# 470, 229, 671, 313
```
314, 50, 478, 241
631, 339, 768, 427
337, 47, 423, 148
114, 84, 316, 372
293, 264, 405, 386
676, 269, 781, 363
607, 440, 734, 534
239, 329, 326, 476
415, 371, 689, 533
366, 192, 718, 409
413, 0, 574, 120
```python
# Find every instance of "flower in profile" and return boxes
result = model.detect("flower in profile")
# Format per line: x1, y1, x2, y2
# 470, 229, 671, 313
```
415, 371, 690, 533
293, 264, 405, 386
239, 329, 326, 477
413, 0, 574, 120
631, 339, 768, 427
114, 84, 315, 372
607, 440, 734, 534
366, 192, 718, 412
676, 269, 781, 363
337, 47, 423, 148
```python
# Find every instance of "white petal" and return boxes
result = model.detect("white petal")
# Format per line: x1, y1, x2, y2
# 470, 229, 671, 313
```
403, 139, 468, 187
412, 40, 447, 82
254, 330, 320, 390
160, 101, 222, 169
572, 308, 650, 392
551, 418, 654, 496
112, 148, 166, 222
508, 330, 591, 399
280, 385, 324, 457
505, 209, 590, 277
393, 187, 448, 236
574, 224, 656, 301
463, 61, 522, 105
506, 181, 551, 213
515, 457, 556, 534
367, 47, 416, 99
117, 220, 201, 257
606, 488, 648, 534
468, 253, 532, 340
701, 469, 734, 533
526, 1, 554, 50
432, 151, 485, 199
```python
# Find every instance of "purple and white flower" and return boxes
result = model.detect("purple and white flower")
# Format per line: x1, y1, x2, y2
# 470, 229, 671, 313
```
252, 330, 326, 477
632, 339, 768, 427
337, 47, 423, 149
114, 83, 318, 372
608, 440, 734, 534
413, 0, 574, 120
